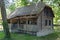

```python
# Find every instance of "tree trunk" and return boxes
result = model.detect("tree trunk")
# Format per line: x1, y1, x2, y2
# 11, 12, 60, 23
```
0, 0, 10, 38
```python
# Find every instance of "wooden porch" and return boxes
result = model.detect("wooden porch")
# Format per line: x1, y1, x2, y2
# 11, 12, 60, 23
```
8, 14, 39, 35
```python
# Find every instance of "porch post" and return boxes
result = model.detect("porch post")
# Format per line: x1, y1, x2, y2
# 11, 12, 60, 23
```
9, 19, 12, 32
17, 19, 20, 30
26, 18, 28, 33
52, 18, 54, 29
37, 16, 41, 31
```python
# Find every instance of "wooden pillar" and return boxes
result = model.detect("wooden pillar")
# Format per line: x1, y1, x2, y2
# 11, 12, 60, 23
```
26, 18, 28, 33
40, 11, 42, 30
37, 16, 41, 31
17, 18, 20, 30
37, 13, 42, 31
52, 18, 54, 29
9, 19, 12, 32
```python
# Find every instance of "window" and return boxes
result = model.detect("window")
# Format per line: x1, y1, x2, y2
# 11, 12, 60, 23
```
11, 22, 18, 29
20, 21, 26, 24
45, 20, 47, 26
28, 20, 37, 25
49, 20, 51, 26
28, 20, 32, 24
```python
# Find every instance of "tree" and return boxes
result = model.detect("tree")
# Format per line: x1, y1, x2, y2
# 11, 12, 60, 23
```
15, 0, 28, 8
0, 0, 11, 38
9, 4, 16, 12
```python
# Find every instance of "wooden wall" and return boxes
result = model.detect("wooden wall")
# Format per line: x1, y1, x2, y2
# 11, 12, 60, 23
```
41, 10, 53, 30
37, 9, 53, 32
8, 10, 53, 33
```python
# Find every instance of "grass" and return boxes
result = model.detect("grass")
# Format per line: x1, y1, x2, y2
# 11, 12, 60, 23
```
0, 26, 60, 40
0, 32, 4, 40
11, 32, 60, 40
0, 20, 59, 40
0, 32, 60, 40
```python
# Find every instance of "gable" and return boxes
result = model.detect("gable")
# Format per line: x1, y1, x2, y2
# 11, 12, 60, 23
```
44, 6, 54, 17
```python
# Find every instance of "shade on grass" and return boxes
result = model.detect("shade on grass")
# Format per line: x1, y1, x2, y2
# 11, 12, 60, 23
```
0, 32, 60, 40
11, 32, 60, 40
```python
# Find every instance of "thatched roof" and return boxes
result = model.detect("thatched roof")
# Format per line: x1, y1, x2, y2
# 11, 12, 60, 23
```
8, 2, 54, 19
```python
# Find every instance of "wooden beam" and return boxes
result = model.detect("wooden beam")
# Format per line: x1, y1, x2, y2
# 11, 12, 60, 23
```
20, 16, 37, 18
10, 19, 12, 23
13, 16, 37, 19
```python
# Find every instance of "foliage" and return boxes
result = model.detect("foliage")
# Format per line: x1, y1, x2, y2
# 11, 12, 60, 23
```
52, 6, 60, 24
9, 4, 16, 12
32, 0, 39, 3
15, 0, 28, 8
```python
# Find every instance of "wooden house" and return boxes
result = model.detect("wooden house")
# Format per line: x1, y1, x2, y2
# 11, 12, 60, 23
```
7, 2, 54, 36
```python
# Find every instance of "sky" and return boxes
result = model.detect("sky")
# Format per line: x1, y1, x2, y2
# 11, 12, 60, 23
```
5, 0, 14, 8
9, 0, 13, 3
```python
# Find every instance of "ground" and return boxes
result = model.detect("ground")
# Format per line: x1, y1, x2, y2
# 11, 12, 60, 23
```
0, 26, 60, 40
0, 19, 60, 40
0, 32, 60, 40
10, 32, 60, 40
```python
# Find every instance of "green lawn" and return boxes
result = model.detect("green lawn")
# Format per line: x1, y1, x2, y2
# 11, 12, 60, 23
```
0, 32, 4, 39
0, 26, 60, 40
0, 32, 60, 40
